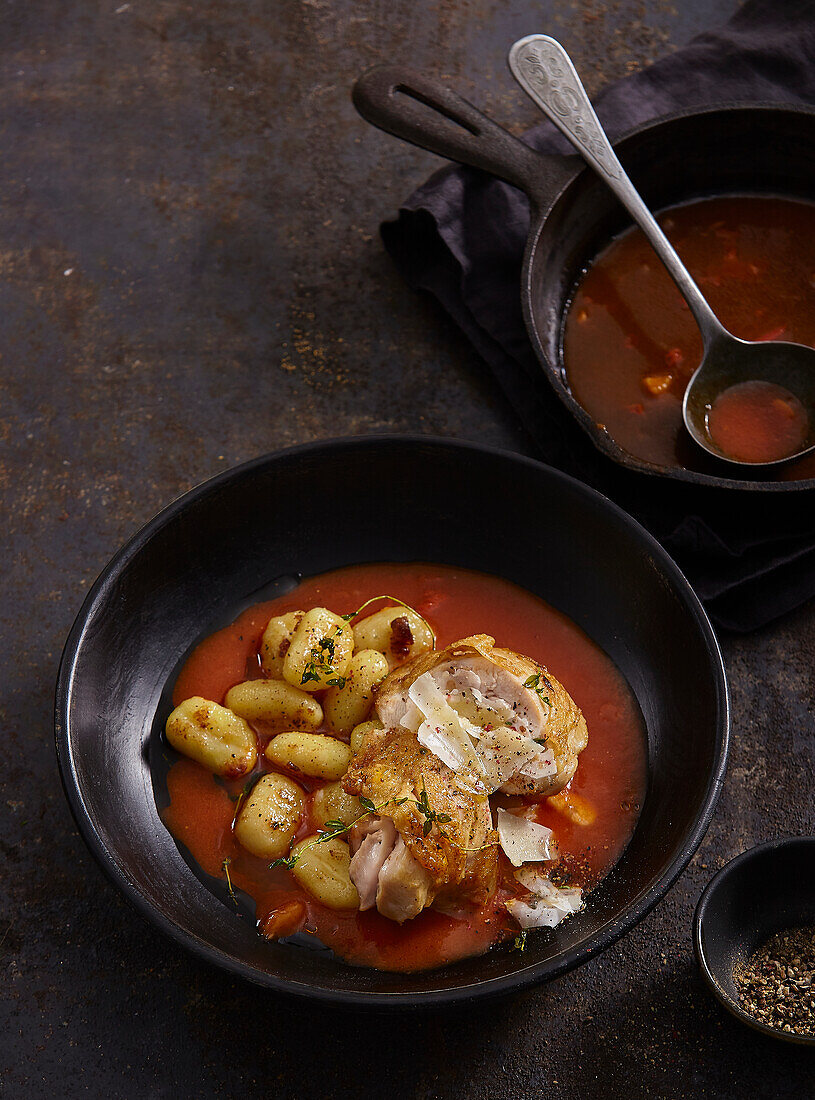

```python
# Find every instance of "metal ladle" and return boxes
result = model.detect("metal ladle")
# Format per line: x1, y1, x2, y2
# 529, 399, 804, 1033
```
509, 35, 815, 468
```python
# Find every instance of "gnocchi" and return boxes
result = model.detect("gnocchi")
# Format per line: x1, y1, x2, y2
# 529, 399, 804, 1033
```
323, 648, 388, 736
350, 717, 383, 756
260, 611, 304, 678
290, 835, 359, 910
234, 773, 304, 860
224, 678, 323, 731
311, 781, 363, 829
352, 606, 434, 668
282, 607, 354, 692
165, 696, 257, 777
265, 731, 351, 780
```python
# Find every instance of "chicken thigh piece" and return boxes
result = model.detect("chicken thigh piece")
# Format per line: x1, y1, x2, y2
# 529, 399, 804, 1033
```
343, 723, 497, 922
343, 634, 588, 924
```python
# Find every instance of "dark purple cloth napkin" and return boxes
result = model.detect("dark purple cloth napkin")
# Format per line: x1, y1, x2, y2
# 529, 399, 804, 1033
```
381, 0, 815, 631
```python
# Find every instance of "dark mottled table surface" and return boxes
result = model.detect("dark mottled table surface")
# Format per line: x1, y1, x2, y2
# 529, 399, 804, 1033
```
2, 1, 813, 1096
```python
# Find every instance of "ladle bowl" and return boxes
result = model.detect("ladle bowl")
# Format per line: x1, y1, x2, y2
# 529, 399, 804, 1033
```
682, 336, 815, 466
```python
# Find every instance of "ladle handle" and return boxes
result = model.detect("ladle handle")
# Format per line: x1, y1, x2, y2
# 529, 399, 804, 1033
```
353, 65, 572, 208
509, 35, 727, 347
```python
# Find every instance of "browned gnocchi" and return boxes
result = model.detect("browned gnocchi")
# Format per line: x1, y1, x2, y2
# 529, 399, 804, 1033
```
265, 731, 351, 780
234, 773, 304, 859
165, 697, 257, 777
282, 607, 355, 691
225, 678, 323, 731
351, 605, 434, 669
323, 648, 388, 735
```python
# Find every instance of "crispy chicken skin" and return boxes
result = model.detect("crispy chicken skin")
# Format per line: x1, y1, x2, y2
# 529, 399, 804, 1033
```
342, 634, 588, 923
343, 723, 496, 920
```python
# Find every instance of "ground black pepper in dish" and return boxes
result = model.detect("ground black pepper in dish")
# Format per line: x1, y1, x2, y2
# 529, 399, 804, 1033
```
733, 926, 815, 1036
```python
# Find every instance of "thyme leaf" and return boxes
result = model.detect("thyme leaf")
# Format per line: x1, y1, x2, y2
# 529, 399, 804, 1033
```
230, 777, 256, 822
514, 930, 528, 953
409, 781, 453, 837
269, 853, 299, 871
300, 626, 348, 686
523, 671, 551, 704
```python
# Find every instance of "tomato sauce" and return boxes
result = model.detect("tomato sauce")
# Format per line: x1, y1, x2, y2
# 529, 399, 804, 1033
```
707, 381, 808, 464
563, 195, 815, 479
161, 562, 646, 972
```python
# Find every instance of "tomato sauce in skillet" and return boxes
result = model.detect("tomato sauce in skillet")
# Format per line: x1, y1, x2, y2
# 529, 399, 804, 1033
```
161, 562, 646, 972
563, 196, 815, 477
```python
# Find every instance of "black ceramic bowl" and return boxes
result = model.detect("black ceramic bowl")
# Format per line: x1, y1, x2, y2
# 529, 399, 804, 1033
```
694, 837, 815, 1045
55, 436, 729, 1006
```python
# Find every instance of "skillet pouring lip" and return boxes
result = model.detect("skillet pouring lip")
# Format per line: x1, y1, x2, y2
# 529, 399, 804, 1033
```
54, 435, 729, 1007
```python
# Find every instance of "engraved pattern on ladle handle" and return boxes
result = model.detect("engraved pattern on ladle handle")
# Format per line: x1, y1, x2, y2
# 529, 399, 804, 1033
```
509, 34, 727, 348
508, 35, 622, 181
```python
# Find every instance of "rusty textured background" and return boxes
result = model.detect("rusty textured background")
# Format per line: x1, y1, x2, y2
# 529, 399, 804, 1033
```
2, 1, 814, 1096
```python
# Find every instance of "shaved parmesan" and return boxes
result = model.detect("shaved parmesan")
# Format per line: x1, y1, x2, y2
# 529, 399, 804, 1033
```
496, 808, 555, 867
517, 743, 557, 780
403, 664, 552, 794
506, 872, 583, 929
408, 674, 485, 780
477, 726, 538, 790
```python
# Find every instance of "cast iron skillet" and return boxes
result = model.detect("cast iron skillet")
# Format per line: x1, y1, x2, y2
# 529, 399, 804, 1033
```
55, 437, 728, 1007
353, 68, 815, 492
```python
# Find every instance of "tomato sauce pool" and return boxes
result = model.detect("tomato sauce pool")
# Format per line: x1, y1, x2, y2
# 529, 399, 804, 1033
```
161, 563, 647, 972
563, 195, 815, 478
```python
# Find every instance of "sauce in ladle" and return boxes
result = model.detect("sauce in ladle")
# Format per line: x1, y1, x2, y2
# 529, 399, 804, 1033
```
707, 380, 808, 464
563, 195, 815, 479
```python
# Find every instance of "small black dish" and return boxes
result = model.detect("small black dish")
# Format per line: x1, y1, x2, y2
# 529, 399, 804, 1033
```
694, 836, 815, 1045
55, 436, 728, 1006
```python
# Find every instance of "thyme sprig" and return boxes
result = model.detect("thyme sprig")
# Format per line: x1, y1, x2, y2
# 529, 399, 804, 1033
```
523, 672, 551, 706
269, 795, 399, 871
411, 782, 452, 837
222, 857, 239, 907
270, 780, 497, 874
341, 594, 437, 648
230, 777, 256, 823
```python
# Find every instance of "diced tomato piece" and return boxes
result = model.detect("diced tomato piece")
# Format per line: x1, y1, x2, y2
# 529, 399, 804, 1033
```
642, 374, 672, 396
259, 899, 306, 940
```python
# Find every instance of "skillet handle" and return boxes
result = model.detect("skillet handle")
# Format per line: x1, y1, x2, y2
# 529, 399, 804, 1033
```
353, 65, 571, 207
